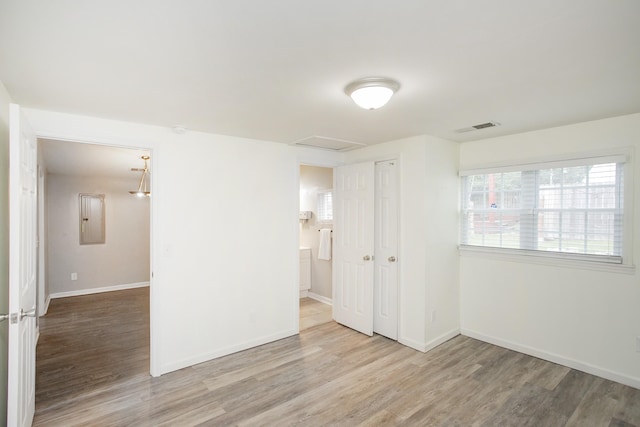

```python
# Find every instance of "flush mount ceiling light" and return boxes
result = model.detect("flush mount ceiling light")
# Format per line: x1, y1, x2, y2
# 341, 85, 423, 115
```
344, 77, 400, 110
129, 155, 151, 197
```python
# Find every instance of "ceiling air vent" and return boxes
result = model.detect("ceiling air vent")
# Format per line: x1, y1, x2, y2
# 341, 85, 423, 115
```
473, 121, 499, 130
455, 121, 501, 133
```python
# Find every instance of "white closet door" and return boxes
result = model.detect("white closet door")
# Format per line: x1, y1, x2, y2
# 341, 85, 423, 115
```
373, 160, 398, 340
333, 162, 375, 336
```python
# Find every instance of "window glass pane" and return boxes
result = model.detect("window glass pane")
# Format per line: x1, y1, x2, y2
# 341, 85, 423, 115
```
560, 166, 587, 209
538, 188, 558, 210
500, 220, 521, 249
561, 185, 585, 209
588, 184, 616, 208
560, 211, 586, 251
538, 211, 560, 247
586, 212, 615, 255
469, 191, 488, 209
469, 174, 487, 192
460, 160, 624, 262
501, 171, 522, 190
563, 165, 588, 184
538, 168, 562, 186
470, 212, 491, 237
317, 190, 333, 222
501, 191, 521, 209
588, 163, 617, 185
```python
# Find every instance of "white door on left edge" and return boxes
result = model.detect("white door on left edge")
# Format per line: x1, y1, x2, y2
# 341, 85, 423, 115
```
333, 162, 375, 336
7, 103, 37, 427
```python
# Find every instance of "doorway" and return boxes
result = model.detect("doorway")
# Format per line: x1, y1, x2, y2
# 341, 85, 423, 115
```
36, 139, 152, 389
299, 165, 334, 330
38, 139, 151, 302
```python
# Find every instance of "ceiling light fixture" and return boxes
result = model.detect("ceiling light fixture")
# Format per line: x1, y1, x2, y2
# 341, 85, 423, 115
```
129, 155, 151, 197
344, 77, 400, 110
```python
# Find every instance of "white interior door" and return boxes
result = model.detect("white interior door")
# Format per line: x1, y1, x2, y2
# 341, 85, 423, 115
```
7, 104, 37, 427
333, 162, 375, 336
373, 160, 398, 340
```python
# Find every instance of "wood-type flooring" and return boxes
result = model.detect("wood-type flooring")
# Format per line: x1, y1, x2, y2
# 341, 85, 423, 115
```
34, 287, 640, 426
299, 297, 332, 331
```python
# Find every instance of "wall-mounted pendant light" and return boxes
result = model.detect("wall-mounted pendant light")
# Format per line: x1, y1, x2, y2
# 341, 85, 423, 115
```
129, 155, 151, 197
344, 77, 400, 110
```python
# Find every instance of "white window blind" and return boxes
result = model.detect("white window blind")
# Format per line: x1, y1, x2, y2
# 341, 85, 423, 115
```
317, 190, 333, 223
460, 158, 625, 263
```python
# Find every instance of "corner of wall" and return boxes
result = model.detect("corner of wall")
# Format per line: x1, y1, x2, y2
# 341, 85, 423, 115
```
400, 328, 460, 353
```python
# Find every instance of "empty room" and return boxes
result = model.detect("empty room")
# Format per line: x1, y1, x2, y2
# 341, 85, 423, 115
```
0, 1, 639, 426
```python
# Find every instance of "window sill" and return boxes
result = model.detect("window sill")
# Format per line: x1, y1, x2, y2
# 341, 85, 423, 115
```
458, 245, 636, 275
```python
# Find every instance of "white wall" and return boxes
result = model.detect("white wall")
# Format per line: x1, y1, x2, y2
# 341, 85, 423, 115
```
0, 80, 13, 425
345, 135, 460, 351
299, 165, 333, 300
459, 113, 640, 388
26, 103, 639, 388
24, 108, 302, 376
46, 174, 150, 296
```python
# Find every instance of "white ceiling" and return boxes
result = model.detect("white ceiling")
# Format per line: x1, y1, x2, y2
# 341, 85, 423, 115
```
1, 0, 639, 147
41, 139, 150, 179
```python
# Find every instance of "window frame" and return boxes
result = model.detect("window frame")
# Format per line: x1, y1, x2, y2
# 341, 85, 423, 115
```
458, 149, 635, 273
316, 189, 333, 224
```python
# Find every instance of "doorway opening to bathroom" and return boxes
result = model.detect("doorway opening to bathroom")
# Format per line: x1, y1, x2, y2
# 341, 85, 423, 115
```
299, 164, 334, 331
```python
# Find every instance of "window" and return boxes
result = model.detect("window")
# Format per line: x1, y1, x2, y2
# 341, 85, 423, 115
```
460, 155, 626, 263
317, 190, 333, 223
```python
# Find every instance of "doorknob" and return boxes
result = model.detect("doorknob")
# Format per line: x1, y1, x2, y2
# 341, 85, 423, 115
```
20, 308, 36, 321
363, 255, 371, 261
388, 256, 396, 262
9, 308, 36, 324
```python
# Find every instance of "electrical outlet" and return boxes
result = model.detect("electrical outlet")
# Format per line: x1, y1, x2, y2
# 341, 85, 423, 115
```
431, 310, 437, 322
636, 336, 640, 353
71, 272, 78, 281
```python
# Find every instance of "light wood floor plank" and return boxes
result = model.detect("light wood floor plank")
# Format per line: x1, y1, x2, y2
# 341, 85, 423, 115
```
33, 288, 640, 426
299, 297, 332, 331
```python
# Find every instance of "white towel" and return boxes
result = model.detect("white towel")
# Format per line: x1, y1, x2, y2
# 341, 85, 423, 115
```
318, 229, 332, 260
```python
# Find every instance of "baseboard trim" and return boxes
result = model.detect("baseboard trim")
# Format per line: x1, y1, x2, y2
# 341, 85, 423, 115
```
461, 328, 640, 390
398, 336, 426, 352
424, 328, 461, 352
158, 329, 298, 375
43, 296, 51, 315
307, 292, 332, 305
400, 328, 460, 353
50, 282, 150, 299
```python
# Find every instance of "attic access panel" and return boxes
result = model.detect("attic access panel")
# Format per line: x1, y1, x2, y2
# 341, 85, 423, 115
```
292, 136, 366, 151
